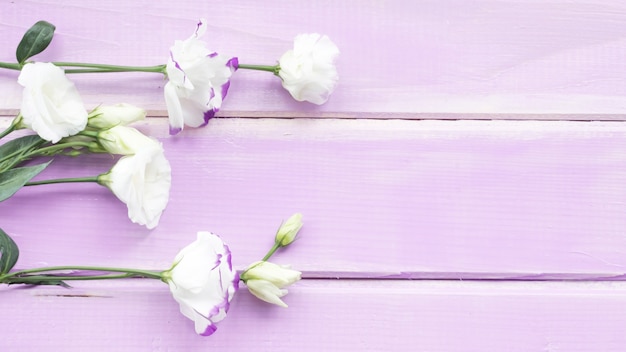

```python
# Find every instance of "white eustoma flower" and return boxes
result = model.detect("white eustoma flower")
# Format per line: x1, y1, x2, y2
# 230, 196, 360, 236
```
241, 261, 301, 308
275, 213, 303, 246
97, 125, 160, 155
163, 232, 239, 336
98, 144, 171, 229
278, 33, 339, 105
164, 19, 238, 135
87, 103, 146, 129
18, 62, 88, 143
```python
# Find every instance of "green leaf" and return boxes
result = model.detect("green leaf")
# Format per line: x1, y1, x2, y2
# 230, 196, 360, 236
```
0, 161, 50, 202
0, 135, 45, 171
16, 21, 56, 64
0, 228, 19, 275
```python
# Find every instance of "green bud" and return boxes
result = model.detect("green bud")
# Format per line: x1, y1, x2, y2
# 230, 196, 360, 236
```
275, 213, 303, 247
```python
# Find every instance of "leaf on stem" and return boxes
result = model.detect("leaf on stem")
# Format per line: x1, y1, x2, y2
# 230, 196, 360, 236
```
13, 279, 70, 288
0, 135, 45, 171
0, 228, 19, 275
16, 21, 56, 64
0, 161, 51, 202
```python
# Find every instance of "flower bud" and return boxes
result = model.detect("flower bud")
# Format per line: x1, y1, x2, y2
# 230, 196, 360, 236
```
87, 103, 146, 129
275, 213, 303, 247
97, 125, 159, 155
241, 261, 301, 308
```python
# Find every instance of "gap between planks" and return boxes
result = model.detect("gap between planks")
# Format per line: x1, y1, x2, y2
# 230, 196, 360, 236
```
2, 110, 626, 121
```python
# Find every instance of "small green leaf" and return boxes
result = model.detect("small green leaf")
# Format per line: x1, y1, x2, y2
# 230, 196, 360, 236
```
0, 135, 45, 171
0, 161, 51, 202
21, 279, 70, 288
0, 228, 19, 275
16, 21, 56, 64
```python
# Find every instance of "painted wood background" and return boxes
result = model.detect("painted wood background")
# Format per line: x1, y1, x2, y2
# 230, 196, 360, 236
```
1, 0, 626, 351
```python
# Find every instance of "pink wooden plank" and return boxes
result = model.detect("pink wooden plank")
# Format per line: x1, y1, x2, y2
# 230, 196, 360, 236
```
1, 0, 626, 116
1, 117, 625, 279
2, 279, 626, 351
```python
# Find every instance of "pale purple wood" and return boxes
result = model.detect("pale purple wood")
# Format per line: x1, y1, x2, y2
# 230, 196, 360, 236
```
1, 117, 625, 279
2, 279, 626, 351
0, 0, 626, 116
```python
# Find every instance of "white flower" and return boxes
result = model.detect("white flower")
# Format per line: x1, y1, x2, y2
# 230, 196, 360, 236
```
18, 62, 87, 143
163, 232, 239, 336
98, 145, 171, 229
241, 261, 301, 308
275, 213, 303, 246
278, 33, 339, 105
164, 19, 238, 135
87, 103, 146, 129
97, 125, 160, 155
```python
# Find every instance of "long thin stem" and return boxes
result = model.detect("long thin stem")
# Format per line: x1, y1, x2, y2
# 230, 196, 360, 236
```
3, 265, 163, 280
24, 141, 95, 158
262, 243, 281, 261
0, 61, 167, 74
24, 176, 99, 187
237, 63, 280, 75
52, 62, 167, 74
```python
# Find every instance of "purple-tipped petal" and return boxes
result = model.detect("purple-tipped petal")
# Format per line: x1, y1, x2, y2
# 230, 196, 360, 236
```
167, 231, 238, 336
199, 322, 218, 337
165, 21, 236, 133
226, 57, 239, 71
201, 109, 216, 126
221, 81, 231, 99
169, 126, 182, 135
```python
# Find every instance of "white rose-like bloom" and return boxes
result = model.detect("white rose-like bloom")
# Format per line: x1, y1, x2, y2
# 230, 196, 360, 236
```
18, 62, 88, 143
241, 261, 302, 308
97, 125, 160, 155
163, 232, 239, 336
278, 33, 340, 105
87, 103, 146, 129
98, 145, 171, 229
165, 19, 238, 135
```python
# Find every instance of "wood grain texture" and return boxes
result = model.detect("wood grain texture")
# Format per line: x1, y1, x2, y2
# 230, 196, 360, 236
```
2, 279, 626, 352
0, 0, 625, 116
1, 117, 625, 280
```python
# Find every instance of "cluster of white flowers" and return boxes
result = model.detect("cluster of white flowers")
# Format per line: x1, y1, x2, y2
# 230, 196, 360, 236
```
164, 20, 339, 134
15, 62, 171, 229
0, 19, 324, 337
163, 214, 303, 335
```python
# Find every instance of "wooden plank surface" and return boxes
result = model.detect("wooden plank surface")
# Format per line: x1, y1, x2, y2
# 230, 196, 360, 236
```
3, 280, 626, 351
1, 117, 625, 280
0, 0, 625, 116
2, 1, 626, 350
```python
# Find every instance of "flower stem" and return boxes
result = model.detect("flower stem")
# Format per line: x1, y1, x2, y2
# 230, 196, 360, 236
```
0, 115, 23, 140
262, 243, 281, 261
237, 63, 280, 75
24, 176, 99, 187
52, 62, 167, 74
25, 141, 95, 157
0, 265, 163, 285
0, 61, 167, 74
0, 62, 21, 71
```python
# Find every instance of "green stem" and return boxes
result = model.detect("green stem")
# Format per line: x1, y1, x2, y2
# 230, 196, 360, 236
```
0, 62, 21, 71
0, 61, 167, 74
24, 141, 95, 158
0, 115, 23, 140
2, 265, 163, 281
262, 243, 281, 261
24, 176, 98, 187
237, 63, 280, 75
53, 62, 167, 74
